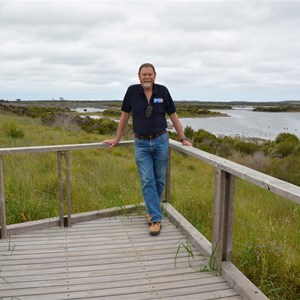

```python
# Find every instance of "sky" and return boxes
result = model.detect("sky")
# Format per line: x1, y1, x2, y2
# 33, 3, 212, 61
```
0, 0, 300, 102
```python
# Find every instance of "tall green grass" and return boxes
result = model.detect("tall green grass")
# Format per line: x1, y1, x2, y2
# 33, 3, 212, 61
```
167, 153, 300, 299
0, 113, 299, 299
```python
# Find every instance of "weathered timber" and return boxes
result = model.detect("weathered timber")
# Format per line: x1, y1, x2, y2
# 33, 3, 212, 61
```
213, 168, 235, 268
169, 139, 300, 205
1, 139, 296, 299
163, 203, 267, 300
0, 213, 245, 300
3, 204, 142, 236
0, 155, 6, 239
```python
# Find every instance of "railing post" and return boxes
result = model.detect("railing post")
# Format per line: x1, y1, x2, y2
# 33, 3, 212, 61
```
64, 151, 71, 227
212, 167, 235, 271
57, 151, 72, 228
164, 146, 171, 203
0, 156, 7, 239
57, 151, 64, 227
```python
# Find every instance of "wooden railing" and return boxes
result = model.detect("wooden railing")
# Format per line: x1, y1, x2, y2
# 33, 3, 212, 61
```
0, 139, 299, 271
168, 140, 300, 270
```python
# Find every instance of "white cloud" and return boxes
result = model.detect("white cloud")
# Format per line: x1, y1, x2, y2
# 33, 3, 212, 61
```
0, 0, 300, 101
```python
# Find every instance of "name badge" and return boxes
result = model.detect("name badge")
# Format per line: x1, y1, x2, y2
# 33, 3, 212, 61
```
154, 98, 163, 103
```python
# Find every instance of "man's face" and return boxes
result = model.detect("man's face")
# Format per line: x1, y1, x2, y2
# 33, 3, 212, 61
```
139, 67, 156, 89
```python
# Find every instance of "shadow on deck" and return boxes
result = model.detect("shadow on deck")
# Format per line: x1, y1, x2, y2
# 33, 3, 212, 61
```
0, 204, 266, 300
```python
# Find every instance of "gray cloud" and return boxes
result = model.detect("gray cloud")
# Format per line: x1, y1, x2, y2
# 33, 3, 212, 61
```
0, 0, 300, 101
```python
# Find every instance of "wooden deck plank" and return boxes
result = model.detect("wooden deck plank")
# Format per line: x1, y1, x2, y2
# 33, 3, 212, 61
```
1, 255, 206, 276
0, 225, 182, 246
1, 282, 235, 300
1, 274, 227, 297
0, 244, 200, 264
158, 292, 242, 300
0, 233, 182, 248
0, 269, 217, 290
1, 251, 207, 272
0, 241, 193, 260
0, 215, 243, 299
0, 261, 208, 286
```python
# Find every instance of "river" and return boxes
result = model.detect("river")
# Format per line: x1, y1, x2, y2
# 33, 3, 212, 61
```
179, 109, 300, 140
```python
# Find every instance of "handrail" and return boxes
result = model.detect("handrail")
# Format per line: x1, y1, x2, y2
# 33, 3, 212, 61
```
1, 139, 299, 272
168, 139, 300, 269
0, 141, 134, 238
169, 139, 300, 205
0, 141, 133, 155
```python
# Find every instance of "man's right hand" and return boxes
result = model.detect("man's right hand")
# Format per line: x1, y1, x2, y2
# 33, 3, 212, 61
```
102, 139, 119, 148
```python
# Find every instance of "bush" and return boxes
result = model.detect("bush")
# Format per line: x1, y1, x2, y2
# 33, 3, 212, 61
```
41, 112, 81, 131
79, 117, 118, 135
3, 123, 25, 139
266, 157, 300, 186
275, 133, 299, 144
274, 141, 298, 158
217, 142, 234, 157
273, 133, 300, 158
102, 109, 121, 117
194, 129, 216, 143
234, 140, 258, 155
184, 126, 194, 140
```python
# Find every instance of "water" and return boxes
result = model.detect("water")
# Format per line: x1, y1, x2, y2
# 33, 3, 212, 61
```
73, 107, 105, 119
74, 106, 300, 140
179, 109, 300, 140
73, 107, 105, 113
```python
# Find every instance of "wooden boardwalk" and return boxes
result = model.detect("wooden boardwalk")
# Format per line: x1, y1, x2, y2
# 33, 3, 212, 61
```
0, 213, 243, 300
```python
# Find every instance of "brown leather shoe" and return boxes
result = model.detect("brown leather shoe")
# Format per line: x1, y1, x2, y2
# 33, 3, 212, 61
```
146, 214, 152, 225
149, 222, 162, 236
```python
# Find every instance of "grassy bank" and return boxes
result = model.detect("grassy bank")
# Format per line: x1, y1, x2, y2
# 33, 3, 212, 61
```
0, 112, 299, 299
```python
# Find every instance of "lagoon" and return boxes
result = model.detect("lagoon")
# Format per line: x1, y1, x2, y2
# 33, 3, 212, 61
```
180, 109, 300, 140
75, 106, 300, 141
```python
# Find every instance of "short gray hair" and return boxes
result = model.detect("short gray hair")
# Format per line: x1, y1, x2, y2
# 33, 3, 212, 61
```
138, 63, 156, 75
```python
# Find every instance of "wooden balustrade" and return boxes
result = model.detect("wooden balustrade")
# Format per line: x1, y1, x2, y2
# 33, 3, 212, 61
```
1, 139, 299, 272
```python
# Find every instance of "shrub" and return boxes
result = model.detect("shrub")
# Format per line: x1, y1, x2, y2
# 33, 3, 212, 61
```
274, 141, 298, 158
266, 157, 300, 186
3, 123, 25, 139
217, 142, 233, 157
234, 140, 258, 155
273, 133, 299, 158
41, 112, 81, 131
275, 133, 299, 144
194, 129, 216, 143
79, 117, 118, 135
102, 109, 121, 117
184, 126, 194, 140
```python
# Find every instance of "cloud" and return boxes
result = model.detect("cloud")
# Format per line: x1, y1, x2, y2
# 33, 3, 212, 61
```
0, 0, 300, 101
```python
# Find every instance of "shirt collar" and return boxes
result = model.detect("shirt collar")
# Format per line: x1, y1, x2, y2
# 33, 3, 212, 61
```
138, 83, 157, 95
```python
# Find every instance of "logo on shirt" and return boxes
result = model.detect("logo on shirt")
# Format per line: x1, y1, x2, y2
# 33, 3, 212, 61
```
154, 98, 163, 103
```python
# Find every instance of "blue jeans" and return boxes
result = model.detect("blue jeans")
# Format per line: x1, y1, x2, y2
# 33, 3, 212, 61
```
134, 132, 169, 222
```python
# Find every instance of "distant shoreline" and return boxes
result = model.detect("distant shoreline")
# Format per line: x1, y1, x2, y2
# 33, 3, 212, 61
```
1, 99, 300, 111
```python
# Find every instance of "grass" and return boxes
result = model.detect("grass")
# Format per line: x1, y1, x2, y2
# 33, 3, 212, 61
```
0, 112, 299, 299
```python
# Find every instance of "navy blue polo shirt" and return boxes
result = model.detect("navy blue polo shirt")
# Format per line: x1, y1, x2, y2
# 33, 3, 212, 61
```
121, 83, 176, 136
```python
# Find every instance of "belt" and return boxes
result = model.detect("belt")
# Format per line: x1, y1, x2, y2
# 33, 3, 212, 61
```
135, 130, 166, 140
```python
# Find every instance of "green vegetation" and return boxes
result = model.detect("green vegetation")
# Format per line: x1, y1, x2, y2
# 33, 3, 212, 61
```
169, 128, 300, 187
102, 109, 122, 117
0, 105, 299, 299
2, 122, 25, 139
0, 102, 70, 118
176, 108, 227, 118
253, 105, 300, 112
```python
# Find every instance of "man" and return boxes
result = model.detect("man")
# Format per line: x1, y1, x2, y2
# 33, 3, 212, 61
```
103, 63, 192, 235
